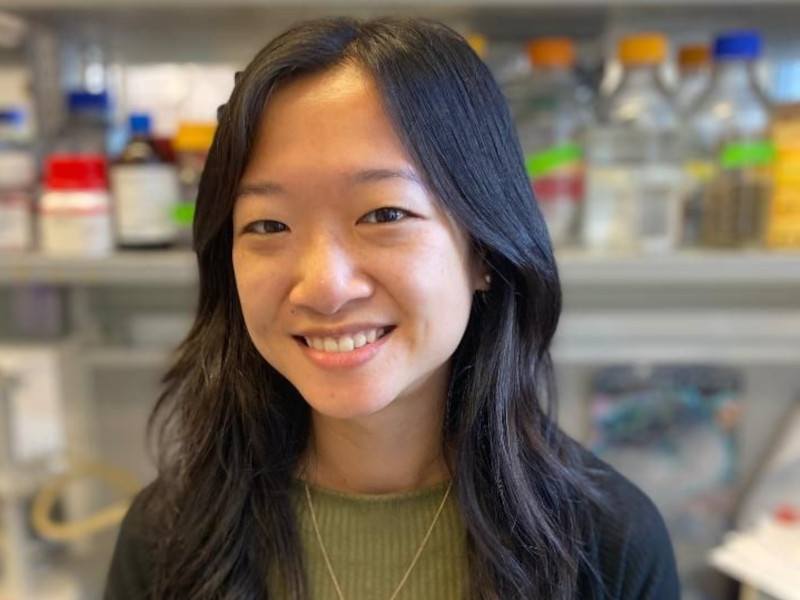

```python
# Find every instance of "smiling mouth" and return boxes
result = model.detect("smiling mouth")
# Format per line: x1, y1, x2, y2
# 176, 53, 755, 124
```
292, 325, 397, 348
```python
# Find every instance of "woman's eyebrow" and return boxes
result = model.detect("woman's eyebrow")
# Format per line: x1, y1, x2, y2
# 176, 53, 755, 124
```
236, 168, 422, 199
349, 167, 423, 186
237, 181, 286, 198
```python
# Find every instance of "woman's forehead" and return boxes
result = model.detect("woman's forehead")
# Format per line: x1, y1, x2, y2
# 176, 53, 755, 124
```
257, 64, 395, 149
243, 64, 418, 188
267, 62, 372, 111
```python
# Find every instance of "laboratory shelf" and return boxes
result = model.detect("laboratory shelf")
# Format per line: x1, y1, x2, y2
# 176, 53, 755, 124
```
0, 250, 197, 286
2, 249, 800, 287
4, 0, 798, 8
553, 310, 800, 366
84, 346, 173, 370
556, 249, 800, 287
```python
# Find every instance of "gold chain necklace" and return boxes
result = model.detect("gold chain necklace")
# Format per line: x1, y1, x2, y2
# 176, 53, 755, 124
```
303, 479, 453, 600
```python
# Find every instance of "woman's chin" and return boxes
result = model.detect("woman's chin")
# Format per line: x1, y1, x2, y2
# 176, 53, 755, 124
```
304, 392, 396, 421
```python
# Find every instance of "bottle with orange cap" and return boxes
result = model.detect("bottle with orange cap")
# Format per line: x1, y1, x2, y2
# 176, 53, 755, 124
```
516, 37, 593, 248
583, 32, 685, 254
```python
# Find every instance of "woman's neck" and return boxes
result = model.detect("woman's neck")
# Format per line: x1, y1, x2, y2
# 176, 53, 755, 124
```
297, 379, 452, 495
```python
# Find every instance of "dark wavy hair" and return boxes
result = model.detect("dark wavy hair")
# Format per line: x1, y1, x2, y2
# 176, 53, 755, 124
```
145, 16, 607, 600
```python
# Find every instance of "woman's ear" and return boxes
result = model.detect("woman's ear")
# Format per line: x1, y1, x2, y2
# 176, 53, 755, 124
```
476, 270, 492, 292
471, 245, 492, 292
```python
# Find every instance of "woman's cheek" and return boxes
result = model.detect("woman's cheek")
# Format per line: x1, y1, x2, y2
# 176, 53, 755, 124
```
235, 264, 277, 336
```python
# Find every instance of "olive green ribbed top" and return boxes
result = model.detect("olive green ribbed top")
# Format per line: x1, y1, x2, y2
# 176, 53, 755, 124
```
289, 478, 468, 600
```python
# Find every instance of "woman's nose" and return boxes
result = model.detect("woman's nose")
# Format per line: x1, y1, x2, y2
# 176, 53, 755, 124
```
288, 232, 372, 315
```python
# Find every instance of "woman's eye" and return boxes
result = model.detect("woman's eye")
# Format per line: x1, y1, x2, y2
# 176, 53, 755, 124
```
360, 207, 411, 224
243, 220, 288, 235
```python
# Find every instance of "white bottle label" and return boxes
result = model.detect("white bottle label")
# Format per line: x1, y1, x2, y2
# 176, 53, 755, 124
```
584, 166, 638, 251
111, 164, 179, 244
584, 164, 684, 253
637, 165, 685, 253
39, 191, 113, 256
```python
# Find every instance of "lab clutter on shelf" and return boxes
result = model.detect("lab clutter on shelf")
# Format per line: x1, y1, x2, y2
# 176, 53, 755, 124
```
3, 24, 800, 258
498, 28, 800, 253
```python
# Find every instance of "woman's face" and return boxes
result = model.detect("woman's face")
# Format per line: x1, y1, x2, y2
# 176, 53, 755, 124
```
232, 64, 487, 421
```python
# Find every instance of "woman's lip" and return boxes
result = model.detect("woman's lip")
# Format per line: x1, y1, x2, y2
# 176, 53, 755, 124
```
295, 327, 394, 370
295, 323, 395, 338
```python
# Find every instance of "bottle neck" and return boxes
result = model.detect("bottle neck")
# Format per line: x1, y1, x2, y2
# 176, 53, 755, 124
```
617, 63, 664, 93
606, 63, 676, 126
536, 66, 573, 82
710, 59, 758, 90
530, 66, 577, 96
679, 65, 709, 81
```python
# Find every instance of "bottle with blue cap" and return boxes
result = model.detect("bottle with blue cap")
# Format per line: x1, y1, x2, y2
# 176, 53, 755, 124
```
54, 90, 112, 155
110, 113, 179, 248
690, 30, 773, 248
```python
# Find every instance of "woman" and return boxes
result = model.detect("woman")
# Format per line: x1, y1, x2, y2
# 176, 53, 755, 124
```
105, 17, 679, 600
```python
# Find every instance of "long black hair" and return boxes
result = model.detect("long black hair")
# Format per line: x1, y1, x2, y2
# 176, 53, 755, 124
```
145, 16, 607, 599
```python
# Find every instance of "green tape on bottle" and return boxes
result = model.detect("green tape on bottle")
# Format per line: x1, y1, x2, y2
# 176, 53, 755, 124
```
525, 143, 582, 178
720, 140, 775, 169
173, 202, 195, 227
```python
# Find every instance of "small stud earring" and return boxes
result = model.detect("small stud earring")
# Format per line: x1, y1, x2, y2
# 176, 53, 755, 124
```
484, 273, 492, 287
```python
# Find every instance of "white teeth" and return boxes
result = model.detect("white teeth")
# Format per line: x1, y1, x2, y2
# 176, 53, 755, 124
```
304, 327, 388, 353
353, 333, 367, 348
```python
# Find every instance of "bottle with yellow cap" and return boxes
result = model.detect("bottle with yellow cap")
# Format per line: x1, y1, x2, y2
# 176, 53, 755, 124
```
465, 33, 488, 60
464, 32, 509, 82
583, 32, 685, 253
516, 37, 593, 248
173, 121, 216, 247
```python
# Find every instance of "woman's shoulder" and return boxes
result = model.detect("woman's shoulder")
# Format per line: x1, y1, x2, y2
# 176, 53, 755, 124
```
103, 480, 160, 600
579, 445, 669, 533
576, 445, 681, 600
